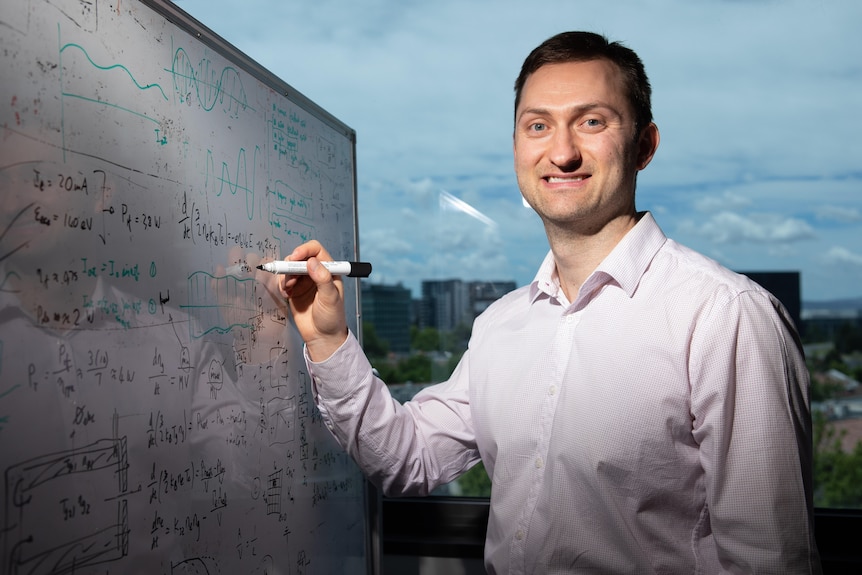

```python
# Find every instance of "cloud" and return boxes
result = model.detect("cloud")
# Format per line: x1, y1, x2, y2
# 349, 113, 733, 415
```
816, 205, 862, 223
175, 0, 862, 300
362, 229, 413, 255
684, 211, 816, 244
824, 247, 862, 267
693, 191, 752, 212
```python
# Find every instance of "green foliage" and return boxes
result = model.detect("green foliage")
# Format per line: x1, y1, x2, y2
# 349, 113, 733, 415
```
398, 354, 433, 384
835, 322, 862, 355
372, 354, 433, 385
455, 461, 492, 497
411, 326, 440, 352
810, 377, 845, 403
361, 321, 390, 359
813, 410, 862, 507
372, 325, 469, 384
440, 322, 472, 353
445, 351, 464, 378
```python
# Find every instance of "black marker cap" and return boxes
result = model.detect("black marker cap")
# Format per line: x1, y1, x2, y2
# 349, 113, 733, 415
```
348, 262, 372, 278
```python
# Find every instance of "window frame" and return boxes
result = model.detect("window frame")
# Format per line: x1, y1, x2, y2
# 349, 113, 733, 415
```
381, 495, 862, 571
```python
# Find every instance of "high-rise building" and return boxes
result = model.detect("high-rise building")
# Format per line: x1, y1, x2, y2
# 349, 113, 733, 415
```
738, 271, 802, 335
362, 279, 519, 354
361, 282, 412, 353
420, 279, 518, 332
420, 279, 472, 332
469, 280, 517, 316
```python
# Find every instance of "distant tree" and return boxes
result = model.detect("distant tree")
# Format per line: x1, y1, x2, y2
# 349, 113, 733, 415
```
456, 461, 492, 497
440, 322, 472, 353
802, 324, 827, 344
361, 321, 389, 359
810, 377, 845, 403
813, 410, 862, 507
398, 354, 432, 383
373, 362, 400, 384
835, 322, 862, 354
411, 326, 440, 352
445, 351, 464, 377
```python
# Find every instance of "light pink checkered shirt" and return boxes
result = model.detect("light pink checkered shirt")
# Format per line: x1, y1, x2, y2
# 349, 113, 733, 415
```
308, 212, 821, 574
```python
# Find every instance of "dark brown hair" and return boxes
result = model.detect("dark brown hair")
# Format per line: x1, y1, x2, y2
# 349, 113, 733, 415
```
514, 31, 653, 136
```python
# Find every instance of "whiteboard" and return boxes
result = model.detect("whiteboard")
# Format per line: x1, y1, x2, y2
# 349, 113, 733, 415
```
0, 1, 370, 573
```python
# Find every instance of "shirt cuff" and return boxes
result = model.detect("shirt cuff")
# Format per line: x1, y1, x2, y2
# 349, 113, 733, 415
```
303, 329, 372, 402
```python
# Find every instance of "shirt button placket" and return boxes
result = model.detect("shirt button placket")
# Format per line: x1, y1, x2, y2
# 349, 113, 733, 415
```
511, 311, 577, 573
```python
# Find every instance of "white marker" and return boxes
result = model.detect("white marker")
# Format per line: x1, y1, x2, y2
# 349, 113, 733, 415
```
257, 260, 372, 278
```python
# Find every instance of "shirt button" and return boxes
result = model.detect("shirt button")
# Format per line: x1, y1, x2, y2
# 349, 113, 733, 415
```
535, 457, 544, 469
515, 530, 525, 541
548, 385, 557, 396
566, 314, 575, 323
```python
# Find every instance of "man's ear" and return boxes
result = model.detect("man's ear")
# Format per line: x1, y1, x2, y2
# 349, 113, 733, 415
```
636, 122, 660, 170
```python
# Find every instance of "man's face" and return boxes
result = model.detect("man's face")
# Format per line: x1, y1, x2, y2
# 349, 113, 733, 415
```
513, 59, 655, 234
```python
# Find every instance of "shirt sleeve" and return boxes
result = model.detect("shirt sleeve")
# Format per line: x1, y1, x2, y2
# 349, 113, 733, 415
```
690, 290, 821, 573
305, 331, 481, 496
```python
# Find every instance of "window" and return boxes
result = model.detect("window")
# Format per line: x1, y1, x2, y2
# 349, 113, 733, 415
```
180, 0, 861, 569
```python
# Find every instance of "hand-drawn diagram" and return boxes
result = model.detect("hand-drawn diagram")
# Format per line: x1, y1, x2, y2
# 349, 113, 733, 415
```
0, 0, 366, 573
171, 47, 251, 118
184, 271, 258, 339
4, 433, 130, 574
59, 28, 171, 161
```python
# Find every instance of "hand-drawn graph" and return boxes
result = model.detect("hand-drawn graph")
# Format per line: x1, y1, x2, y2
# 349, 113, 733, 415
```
59, 26, 170, 159
170, 47, 251, 118
267, 394, 297, 447
204, 147, 262, 221
264, 468, 283, 516
183, 271, 258, 339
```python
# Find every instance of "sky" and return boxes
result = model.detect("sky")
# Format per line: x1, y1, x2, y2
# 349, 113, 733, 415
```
175, 0, 862, 303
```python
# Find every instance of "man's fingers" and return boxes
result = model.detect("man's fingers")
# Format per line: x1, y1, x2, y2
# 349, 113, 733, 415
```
288, 240, 328, 263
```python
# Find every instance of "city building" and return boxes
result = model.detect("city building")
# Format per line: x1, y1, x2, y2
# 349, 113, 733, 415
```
738, 271, 802, 335
801, 303, 862, 342
469, 281, 517, 317
361, 282, 413, 353
420, 279, 518, 332
420, 279, 472, 333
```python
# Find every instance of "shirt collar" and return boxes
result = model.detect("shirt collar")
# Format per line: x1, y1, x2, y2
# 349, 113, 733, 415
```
529, 212, 668, 304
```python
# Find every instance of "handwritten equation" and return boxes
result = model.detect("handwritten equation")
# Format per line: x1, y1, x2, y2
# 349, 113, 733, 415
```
0, 0, 366, 573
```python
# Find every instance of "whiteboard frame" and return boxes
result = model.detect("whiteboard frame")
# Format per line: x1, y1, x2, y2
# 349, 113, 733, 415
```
139, 0, 374, 572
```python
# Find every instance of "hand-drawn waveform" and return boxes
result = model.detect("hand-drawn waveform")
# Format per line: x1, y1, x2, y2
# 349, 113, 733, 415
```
183, 271, 257, 339
59, 28, 170, 156
205, 147, 261, 221
171, 48, 251, 118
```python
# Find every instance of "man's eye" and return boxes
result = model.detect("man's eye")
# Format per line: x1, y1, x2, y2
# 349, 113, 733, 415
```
529, 122, 547, 132
584, 118, 603, 128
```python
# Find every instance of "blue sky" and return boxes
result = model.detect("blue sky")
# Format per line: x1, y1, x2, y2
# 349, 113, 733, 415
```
176, 0, 862, 303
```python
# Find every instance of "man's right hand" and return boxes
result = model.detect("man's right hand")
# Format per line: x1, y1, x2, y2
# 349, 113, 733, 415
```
277, 240, 349, 362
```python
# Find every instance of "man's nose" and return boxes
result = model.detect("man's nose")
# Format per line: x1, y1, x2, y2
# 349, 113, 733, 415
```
549, 129, 581, 169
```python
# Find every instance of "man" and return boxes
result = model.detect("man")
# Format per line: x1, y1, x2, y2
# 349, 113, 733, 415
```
278, 31, 821, 574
